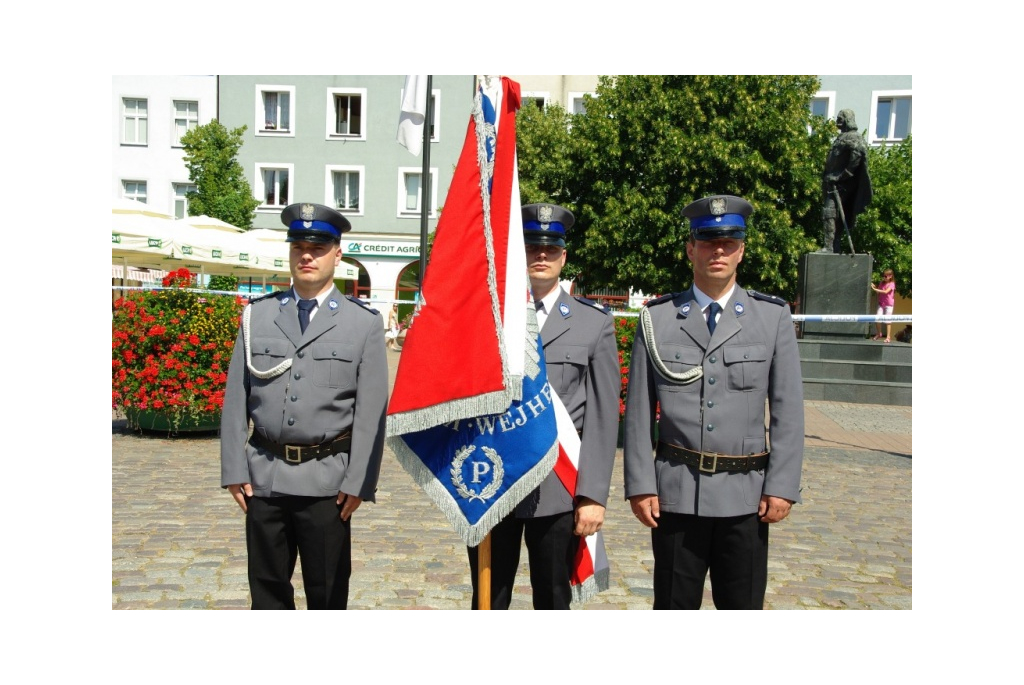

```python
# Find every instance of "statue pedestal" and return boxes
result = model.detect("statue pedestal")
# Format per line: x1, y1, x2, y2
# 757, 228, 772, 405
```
797, 252, 874, 339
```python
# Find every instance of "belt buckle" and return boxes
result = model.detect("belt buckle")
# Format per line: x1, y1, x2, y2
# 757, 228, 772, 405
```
698, 451, 720, 473
284, 445, 303, 463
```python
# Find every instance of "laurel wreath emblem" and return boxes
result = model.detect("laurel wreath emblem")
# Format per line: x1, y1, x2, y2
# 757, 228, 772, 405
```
451, 445, 504, 502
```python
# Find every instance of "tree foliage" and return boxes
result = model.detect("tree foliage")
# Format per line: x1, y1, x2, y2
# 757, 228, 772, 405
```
180, 120, 261, 229
857, 136, 912, 297
518, 76, 838, 301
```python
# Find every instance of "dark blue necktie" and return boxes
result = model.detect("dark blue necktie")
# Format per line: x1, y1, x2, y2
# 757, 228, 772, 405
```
297, 299, 316, 333
707, 302, 722, 335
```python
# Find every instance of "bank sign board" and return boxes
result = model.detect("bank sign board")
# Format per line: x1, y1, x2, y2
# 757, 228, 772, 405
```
344, 240, 420, 257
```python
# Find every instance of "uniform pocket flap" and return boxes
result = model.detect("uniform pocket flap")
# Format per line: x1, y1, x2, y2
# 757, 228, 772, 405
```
547, 344, 587, 365
724, 344, 767, 364
311, 342, 354, 361
660, 343, 703, 366
251, 339, 290, 358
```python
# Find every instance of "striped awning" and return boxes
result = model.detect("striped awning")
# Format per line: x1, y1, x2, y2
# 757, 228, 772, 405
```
111, 265, 168, 283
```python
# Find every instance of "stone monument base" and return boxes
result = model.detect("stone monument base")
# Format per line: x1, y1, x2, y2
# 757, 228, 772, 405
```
797, 252, 874, 339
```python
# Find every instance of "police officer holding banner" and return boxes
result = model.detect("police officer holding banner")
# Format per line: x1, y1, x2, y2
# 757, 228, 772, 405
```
221, 202, 387, 610
623, 195, 804, 609
467, 203, 620, 609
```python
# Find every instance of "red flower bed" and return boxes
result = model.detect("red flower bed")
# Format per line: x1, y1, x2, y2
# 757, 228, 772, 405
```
112, 268, 244, 431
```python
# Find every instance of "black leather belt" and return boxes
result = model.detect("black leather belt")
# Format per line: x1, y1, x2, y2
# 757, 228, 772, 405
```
656, 441, 768, 474
250, 432, 352, 464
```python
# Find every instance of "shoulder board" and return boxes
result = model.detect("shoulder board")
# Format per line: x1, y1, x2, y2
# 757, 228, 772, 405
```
747, 290, 787, 306
644, 292, 681, 307
573, 295, 610, 314
248, 291, 286, 305
347, 295, 379, 315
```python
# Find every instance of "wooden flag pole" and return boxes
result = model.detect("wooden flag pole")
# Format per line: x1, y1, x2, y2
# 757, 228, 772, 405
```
478, 531, 492, 610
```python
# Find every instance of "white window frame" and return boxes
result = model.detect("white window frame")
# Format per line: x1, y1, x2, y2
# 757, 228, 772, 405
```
397, 167, 439, 218
172, 100, 199, 147
255, 85, 296, 137
122, 180, 147, 203
398, 87, 441, 143
122, 98, 148, 146
255, 163, 294, 211
809, 90, 835, 133
568, 91, 595, 115
521, 91, 549, 111
325, 165, 365, 216
868, 90, 912, 145
325, 88, 368, 141
173, 182, 197, 219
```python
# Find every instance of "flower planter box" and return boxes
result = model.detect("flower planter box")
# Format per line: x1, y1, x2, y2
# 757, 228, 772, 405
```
125, 408, 221, 434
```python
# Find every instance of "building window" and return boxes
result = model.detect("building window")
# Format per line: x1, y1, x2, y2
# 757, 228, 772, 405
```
869, 90, 912, 145
568, 91, 594, 115
122, 98, 148, 145
810, 91, 835, 119
256, 164, 293, 209
256, 85, 295, 136
325, 165, 364, 214
326, 88, 366, 139
123, 180, 147, 203
173, 183, 197, 219
398, 167, 438, 217
808, 90, 835, 132
521, 92, 548, 110
173, 101, 199, 146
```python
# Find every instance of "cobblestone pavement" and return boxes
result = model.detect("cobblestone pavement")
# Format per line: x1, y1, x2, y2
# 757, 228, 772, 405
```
112, 351, 911, 610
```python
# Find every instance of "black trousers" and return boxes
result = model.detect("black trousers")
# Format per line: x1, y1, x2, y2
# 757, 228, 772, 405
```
651, 511, 768, 610
246, 494, 351, 610
466, 510, 576, 610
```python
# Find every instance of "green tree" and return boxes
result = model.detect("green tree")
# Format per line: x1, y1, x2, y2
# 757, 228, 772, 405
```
180, 120, 261, 229
515, 101, 579, 279
517, 76, 834, 301
857, 136, 912, 297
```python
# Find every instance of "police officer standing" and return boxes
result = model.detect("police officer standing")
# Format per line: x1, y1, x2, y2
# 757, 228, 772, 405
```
467, 203, 620, 609
221, 202, 387, 610
623, 195, 804, 609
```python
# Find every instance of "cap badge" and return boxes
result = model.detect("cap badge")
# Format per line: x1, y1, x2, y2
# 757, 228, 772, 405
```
300, 204, 316, 221
710, 197, 727, 216
539, 205, 553, 226
559, 302, 570, 317
329, 299, 339, 310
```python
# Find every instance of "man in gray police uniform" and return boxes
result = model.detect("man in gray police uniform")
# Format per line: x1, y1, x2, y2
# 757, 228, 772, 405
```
623, 194, 803, 609
466, 202, 620, 609
221, 202, 387, 610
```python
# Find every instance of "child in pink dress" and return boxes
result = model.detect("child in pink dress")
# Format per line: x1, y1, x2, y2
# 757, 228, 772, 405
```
870, 269, 896, 342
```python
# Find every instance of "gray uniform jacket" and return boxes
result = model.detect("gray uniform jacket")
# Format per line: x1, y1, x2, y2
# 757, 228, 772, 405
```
220, 286, 388, 501
514, 288, 621, 518
623, 286, 803, 517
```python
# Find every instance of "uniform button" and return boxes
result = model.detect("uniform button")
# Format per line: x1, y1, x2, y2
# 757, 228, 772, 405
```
707, 400, 714, 408
708, 377, 716, 385
706, 424, 714, 432
709, 355, 716, 363
332, 351, 338, 357
675, 352, 680, 359
297, 351, 304, 358
287, 418, 295, 426
294, 373, 301, 380
744, 353, 750, 359
290, 395, 297, 402
565, 353, 571, 359
264, 347, 270, 353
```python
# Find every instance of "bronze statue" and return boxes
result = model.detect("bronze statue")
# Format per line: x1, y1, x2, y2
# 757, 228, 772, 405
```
821, 109, 872, 253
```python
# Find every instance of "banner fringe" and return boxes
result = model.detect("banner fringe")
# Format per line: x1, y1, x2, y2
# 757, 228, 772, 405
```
388, 434, 557, 548
571, 566, 611, 606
